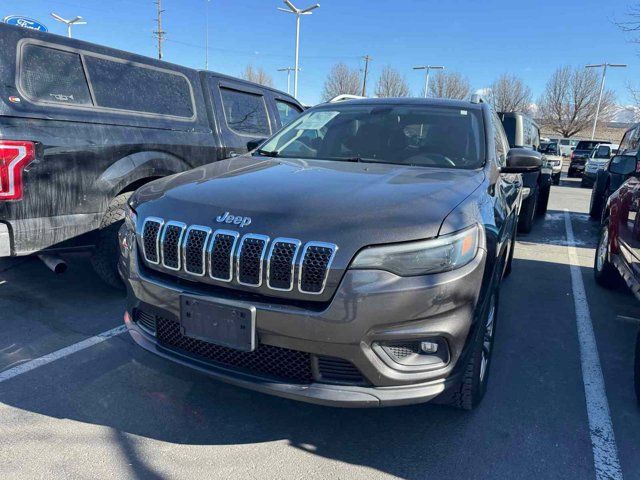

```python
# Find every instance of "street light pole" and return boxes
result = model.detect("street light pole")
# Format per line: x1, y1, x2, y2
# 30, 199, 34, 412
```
413, 65, 445, 98
50, 12, 87, 38
278, 67, 296, 94
586, 63, 627, 140
278, 1, 320, 99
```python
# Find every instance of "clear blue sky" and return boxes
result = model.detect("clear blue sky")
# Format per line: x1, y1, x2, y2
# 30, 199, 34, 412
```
4, 0, 640, 106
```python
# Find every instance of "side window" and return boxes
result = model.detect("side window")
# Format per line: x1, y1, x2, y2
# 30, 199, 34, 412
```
492, 114, 508, 165
220, 88, 271, 136
20, 44, 92, 106
84, 56, 194, 118
276, 100, 302, 126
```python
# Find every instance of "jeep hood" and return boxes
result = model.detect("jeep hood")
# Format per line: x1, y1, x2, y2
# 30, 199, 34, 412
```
132, 156, 485, 247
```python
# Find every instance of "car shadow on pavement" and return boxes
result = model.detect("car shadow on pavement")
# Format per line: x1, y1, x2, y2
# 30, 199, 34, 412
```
5, 254, 640, 479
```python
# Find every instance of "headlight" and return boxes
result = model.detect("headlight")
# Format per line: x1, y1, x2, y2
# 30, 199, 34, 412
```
350, 224, 480, 276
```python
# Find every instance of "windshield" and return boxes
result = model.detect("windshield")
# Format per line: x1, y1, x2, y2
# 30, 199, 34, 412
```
257, 104, 485, 169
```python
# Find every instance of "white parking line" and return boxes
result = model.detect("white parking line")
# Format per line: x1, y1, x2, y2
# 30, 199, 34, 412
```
0, 325, 127, 383
564, 209, 623, 480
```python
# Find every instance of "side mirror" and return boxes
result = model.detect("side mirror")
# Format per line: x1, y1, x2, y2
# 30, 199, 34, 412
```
501, 148, 543, 173
608, 155, 637, 176
246, 138, 267, 151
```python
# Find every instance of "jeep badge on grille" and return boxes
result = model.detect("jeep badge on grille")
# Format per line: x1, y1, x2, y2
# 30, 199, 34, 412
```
216, 211, 252, 228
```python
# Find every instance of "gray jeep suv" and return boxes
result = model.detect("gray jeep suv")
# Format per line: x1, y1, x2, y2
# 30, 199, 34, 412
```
119, 98, 536, 409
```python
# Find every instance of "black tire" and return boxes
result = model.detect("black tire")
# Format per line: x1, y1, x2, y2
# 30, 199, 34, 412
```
580, 178, 588, 188
518, 187, 538, 234
536, 185, 550, 216
593, 220, 620, 288
91, 192, 131, 289
446, 291, 499, 410
552, 174, 560, 186
567, 169, 574, 178
589, 187, 604, 220
635, 329, 640, 405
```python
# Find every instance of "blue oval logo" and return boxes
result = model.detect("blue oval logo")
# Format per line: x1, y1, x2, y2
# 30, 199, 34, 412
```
3, 16, 48, 32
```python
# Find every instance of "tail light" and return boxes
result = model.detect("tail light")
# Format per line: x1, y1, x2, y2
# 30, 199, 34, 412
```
0, 141, 36, 200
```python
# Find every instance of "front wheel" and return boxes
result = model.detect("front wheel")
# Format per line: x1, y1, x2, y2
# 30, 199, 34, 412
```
446, 291, 499, 410
91, 193, 131, 289
589, 187, 604, 220
594, 220, 620, 288
536, 186, 550, 216
518, 187, 538, 233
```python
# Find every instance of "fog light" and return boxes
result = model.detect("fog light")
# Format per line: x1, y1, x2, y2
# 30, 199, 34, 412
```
420, 341, 439, 354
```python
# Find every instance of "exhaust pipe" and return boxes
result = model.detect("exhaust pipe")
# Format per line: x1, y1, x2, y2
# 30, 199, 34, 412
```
38, 254, 67, 274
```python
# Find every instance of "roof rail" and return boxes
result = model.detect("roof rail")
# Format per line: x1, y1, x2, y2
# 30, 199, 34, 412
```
327, 94, 366, 103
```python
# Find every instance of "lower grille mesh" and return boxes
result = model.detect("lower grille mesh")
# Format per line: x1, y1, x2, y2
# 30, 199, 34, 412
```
156, 316, 314, 383
317, 356, 367, 384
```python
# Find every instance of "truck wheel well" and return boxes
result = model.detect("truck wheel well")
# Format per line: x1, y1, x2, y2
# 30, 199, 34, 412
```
117, 176, 162, 196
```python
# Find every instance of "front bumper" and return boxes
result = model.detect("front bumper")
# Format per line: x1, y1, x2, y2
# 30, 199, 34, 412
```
121, 236, 488, 407
0, 223, 11, 257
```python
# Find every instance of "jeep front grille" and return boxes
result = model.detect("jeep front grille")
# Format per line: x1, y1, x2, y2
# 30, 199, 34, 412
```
237, 234, 269, 287
299, 242, 338, 294
183, 226, 211, 276
140, 218, 337, 295
267, 238, 301, 291
142, 218, 163, 264
161, 221, 186, 270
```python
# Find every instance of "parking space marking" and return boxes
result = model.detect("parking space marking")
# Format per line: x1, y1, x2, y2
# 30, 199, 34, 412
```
564, 210, 623, 480
0, 325, 127, 383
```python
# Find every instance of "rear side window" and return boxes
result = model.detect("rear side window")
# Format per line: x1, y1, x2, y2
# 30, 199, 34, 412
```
20, 44, 92, 106
276, 100, 302, 126
220, 88, 271, 136
84, 56, 194, 118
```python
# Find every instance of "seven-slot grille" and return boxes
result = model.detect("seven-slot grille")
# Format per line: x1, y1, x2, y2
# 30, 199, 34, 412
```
237, 234, 269, 286
142, 218, 163, 264
140, 217, 337, 295
183, 226, 211, 276
161, 221, 186, 270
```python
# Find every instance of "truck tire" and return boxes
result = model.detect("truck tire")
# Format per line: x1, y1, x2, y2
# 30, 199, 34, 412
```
594, 220, 620, 288
445, 290, 499, 410
552, 173, 560, 185
536, 185, 550, 216
518, 186, 538, 234
589, 187, 604, 220
91, 193, 131, 289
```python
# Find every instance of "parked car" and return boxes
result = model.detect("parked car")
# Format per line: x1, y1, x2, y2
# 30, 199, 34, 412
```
582, 144, 618, 188
499, 111, 550, 232
590, 124, 640, 219
568, 140, 611, 177
0, 23, 302, 287
120, 97, 536, 410
558, 138, 578, 157
539, 141, 563, 185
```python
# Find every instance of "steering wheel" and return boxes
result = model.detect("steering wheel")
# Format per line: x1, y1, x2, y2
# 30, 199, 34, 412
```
404, 152, 456, 167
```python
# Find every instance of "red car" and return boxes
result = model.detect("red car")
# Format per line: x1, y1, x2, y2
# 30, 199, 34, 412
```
594, 153, 640, 403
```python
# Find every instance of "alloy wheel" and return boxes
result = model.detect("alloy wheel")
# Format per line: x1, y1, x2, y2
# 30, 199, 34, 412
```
596, 226, 609, 273
480, 295, 496, 383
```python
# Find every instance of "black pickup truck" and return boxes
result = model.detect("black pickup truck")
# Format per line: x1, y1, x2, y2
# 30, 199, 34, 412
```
0, 23, 302, 287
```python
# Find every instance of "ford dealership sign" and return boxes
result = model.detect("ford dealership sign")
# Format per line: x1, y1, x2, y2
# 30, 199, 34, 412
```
2, 16, 48, 32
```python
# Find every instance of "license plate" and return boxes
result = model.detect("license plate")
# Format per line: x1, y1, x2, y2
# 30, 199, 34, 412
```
180, 295, 256, 351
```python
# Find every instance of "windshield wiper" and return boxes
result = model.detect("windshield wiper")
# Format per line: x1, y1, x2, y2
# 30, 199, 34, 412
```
255, 149, 280, 157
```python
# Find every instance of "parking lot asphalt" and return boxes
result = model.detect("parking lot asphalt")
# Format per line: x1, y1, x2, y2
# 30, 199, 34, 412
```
1, 173, 640, 480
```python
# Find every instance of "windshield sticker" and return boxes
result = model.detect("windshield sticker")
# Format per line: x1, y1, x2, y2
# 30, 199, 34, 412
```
298, 111, 339, 130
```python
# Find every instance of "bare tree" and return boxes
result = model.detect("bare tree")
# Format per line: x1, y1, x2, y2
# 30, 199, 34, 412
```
488, 74, 532, 113
374, 65, 410, 98
241, 65, 274, 87
538, 66, 616, 138
321, 63, 362, 101
427, 72, 471, 99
